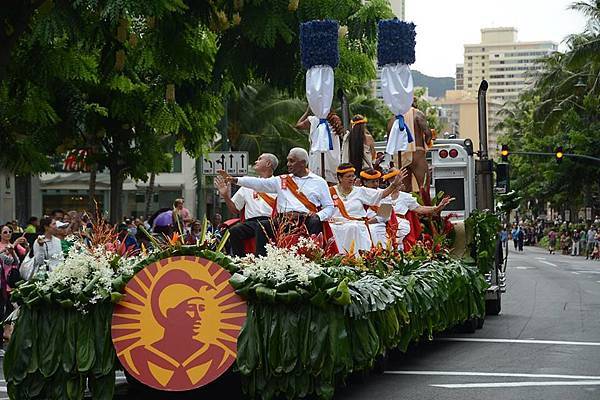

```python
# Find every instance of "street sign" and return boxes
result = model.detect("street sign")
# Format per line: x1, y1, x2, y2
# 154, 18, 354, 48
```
202, 152, 249, 176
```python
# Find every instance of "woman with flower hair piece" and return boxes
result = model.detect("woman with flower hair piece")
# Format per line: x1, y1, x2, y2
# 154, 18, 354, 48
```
328, 163, 405, 254
341, 114, 376, 176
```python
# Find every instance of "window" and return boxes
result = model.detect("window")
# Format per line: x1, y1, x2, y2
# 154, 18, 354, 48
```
172, 152, 182, 173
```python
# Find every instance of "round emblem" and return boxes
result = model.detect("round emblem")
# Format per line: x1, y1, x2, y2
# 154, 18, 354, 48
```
111, 256, 247, 391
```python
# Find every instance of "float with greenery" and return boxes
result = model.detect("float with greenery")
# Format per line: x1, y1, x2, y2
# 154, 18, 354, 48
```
4, 215, 492, 400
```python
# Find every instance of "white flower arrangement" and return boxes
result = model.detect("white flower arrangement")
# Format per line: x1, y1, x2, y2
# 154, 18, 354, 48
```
34, 243, 153, 310
235, 239, 324, 286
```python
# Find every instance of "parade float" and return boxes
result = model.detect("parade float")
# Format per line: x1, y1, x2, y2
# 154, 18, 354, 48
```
3, 206, 498, 400
3, 16, 500, 400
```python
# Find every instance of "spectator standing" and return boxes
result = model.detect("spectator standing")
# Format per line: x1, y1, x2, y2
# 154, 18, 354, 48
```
579, 229, 587, 256
185, 220, 203, 245
548, 229, 557, 255
500, 227, 508, 255
587, 226, 597, 260
51, 209, 65, 222
571, 229, 581, 256
33, 217, 64, 272
24, 217, 39, 234
561, 231, 571, 255
511, 225, 518, 250
173, 199, 193, 232
517, 225, 525, 252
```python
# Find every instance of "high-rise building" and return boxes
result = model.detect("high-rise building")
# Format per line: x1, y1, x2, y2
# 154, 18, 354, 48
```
388, 0, 405, 19
461, 28, 557, 153
455, 64, 464, 90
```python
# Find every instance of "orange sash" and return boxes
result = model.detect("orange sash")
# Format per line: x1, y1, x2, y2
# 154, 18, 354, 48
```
280, 175, 318, 213
330, 187, 364, 221
257, 192, 276, 209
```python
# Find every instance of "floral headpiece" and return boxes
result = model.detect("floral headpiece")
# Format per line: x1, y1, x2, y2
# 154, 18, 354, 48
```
336, 167, 356, 174
360, 170, 382, 180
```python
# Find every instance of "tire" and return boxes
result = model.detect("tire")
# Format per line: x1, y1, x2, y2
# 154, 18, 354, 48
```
486, 291, 501, 315
373, 353, 389, 374
462, 317, 477, 333
476, 317, 484, 329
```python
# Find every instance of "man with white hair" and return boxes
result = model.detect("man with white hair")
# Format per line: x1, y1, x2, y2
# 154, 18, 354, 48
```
215, 153, 278, 256
218, 148, 335, 255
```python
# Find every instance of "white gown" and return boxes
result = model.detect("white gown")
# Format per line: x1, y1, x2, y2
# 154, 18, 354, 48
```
365, 198, 392, 248
389, 191, 420, 250
329, 186, 383, 254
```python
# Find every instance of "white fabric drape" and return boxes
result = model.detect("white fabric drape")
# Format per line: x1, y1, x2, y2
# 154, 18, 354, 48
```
381, 64, 414, 154
306, 66, 335, 152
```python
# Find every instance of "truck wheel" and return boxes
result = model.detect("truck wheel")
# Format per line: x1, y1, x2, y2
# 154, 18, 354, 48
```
486, 291, 501, 315
476, 317, 484, 329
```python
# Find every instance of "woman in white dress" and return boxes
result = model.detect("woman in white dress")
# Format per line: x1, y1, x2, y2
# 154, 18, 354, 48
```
360, 168, 392, 247
328, 163, 403, 254
382, 169, 454, 250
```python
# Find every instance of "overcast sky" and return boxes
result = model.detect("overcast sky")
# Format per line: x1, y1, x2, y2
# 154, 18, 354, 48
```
405, 0, 589, 77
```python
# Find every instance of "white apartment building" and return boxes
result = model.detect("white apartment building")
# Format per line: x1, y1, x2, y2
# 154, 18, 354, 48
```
462, 28, 557, 153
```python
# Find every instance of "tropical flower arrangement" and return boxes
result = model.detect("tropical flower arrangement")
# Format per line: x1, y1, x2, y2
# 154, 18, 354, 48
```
235, 237, 324, 286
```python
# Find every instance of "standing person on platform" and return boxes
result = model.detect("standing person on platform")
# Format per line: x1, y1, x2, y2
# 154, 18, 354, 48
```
387, 101, 432, 190
296, 107, 345, 184
328, 164, 404, 253
214, 153, 278, 256
341, 115, 376, 176
217, 148, 334, 255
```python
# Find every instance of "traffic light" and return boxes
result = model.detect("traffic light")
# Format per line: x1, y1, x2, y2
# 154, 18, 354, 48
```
555, 146, 564, 163
501, 144, 509, 162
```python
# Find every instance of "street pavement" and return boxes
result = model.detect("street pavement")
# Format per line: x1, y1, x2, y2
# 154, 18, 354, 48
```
1, 245, 599, 399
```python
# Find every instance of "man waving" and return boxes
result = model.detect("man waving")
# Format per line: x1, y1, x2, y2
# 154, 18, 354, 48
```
218, 148, 334, 255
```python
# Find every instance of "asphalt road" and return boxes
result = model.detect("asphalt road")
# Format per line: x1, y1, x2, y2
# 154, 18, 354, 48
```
1, 245, 599, 399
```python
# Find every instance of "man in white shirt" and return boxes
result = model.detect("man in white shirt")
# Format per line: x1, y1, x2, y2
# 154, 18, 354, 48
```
218, 148, 334, 255
215, 153, 278, 256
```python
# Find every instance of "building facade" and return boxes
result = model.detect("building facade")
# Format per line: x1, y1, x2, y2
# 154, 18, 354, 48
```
455, 64, 464, 90
461, 27, 557, 154
388, 0, 405, 20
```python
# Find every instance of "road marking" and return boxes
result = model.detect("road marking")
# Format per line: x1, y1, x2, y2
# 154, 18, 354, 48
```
515, 266, 534, 270
431, 380, 600, 389
539, 260, 558, 267
572, 272, 580, 275
576, 271, 600, 274
437, 337, 600, 347
535, 257, 546, 260
385, 371, 600, 380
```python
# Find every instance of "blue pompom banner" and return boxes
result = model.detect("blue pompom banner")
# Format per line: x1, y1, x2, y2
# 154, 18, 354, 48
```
377, 19, 416, 67
300, 20, 340, 69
